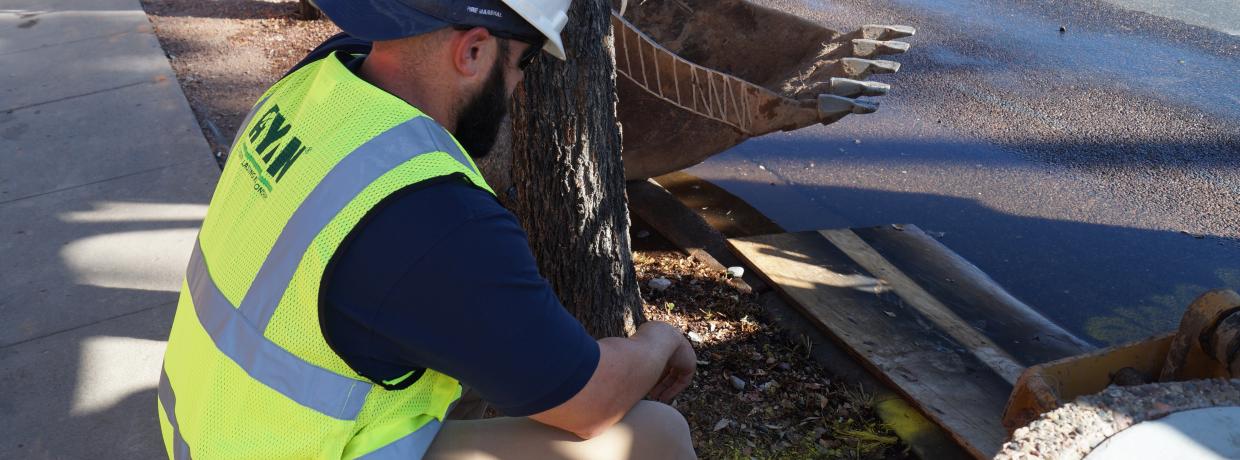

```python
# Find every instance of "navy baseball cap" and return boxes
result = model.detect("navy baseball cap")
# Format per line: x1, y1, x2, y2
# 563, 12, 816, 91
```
313, 0, 545, 44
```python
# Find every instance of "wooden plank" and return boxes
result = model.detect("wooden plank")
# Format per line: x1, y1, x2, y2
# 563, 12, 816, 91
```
820, 228, 1026, 384
653, 171, 783, 238
627, 179, 762, 293
851, 225, 1095, 365
730, 231, 1013, 458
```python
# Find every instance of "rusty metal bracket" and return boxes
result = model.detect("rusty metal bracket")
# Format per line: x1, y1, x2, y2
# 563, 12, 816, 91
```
1206, 310, 1240, 377
1158, 289, 1240, 381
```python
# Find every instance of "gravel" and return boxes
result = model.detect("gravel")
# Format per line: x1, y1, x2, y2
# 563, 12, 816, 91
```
647, 276, 673, 291
997, 379, 1240, 460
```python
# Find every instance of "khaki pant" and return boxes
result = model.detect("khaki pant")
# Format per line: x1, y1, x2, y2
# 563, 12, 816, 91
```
426, 390, 697, 459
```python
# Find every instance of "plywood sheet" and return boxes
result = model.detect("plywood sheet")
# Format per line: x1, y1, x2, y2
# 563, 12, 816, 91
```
730, 228, 1016, 458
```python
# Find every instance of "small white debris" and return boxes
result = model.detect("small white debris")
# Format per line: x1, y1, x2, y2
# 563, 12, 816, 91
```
726, 266, 745, 278
713, 418, 732, 431
729, 375, 747, 391
854, 139, 862, 144
884, 311, 897, 318
648, 277, 673, 291
758, 164, 767, 170
687, 331, 705, 343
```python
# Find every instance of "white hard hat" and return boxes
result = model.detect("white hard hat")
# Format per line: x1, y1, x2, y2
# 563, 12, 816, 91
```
316, 0, 572, 60
501, 0, 571, 60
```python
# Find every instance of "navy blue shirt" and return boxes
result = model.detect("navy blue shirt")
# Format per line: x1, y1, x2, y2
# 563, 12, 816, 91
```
320, 163, 599, 415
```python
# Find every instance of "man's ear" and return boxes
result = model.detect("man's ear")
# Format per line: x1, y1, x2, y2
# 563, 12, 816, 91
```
449, 27, 496, 81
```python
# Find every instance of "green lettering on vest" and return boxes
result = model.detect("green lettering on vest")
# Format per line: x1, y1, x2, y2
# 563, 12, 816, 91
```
265, 137, 310, 182
255, 107, 292, 158
248, 106, 279, 144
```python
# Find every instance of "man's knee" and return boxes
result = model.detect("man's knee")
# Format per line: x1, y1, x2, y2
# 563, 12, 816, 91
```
623, 401, 695, 459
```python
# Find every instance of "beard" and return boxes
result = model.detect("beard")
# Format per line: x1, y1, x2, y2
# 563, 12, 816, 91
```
453, 61, 508, 160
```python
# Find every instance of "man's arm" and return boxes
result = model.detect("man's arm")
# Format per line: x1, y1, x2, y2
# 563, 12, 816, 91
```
529, 321, 696, 439
322, 180, 695, 435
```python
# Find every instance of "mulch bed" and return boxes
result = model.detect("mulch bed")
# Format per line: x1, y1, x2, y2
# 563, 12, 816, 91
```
139, 1, 907, 457
635, 249, 907, 459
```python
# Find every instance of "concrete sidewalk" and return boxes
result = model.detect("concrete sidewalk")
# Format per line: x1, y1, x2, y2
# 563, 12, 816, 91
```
1, 0, 217, 457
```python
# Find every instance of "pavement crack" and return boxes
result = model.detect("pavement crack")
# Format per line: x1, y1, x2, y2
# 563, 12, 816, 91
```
0, 161, 192, 205
0, 301, 175, 351
0, 29, 135, 58
1, 80, 149, 114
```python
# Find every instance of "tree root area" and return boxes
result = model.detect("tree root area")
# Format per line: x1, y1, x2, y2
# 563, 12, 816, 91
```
635, 249, 908, 459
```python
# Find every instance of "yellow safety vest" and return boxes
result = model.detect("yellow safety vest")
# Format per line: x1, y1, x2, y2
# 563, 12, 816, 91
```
158, 51, 495, 459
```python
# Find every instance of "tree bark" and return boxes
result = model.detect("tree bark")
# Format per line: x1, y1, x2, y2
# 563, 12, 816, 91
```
297, 0, 321, 20
509, 0, 644, 338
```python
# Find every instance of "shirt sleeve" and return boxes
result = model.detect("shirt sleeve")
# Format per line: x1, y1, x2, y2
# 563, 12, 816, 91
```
321, 178, 600, 416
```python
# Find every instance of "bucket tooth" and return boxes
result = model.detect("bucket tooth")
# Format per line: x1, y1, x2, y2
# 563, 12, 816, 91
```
860, 24, 917, 41
839, 58, 901, 78
818, 94, 880, 119
829, 78, 890, 97
852, 39, 912, 58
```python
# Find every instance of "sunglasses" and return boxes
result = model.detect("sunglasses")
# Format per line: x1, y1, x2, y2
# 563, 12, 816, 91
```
515, 40, 544, 70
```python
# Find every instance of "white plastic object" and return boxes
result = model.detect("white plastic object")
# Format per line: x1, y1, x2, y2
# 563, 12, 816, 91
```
503, 0, 571, 60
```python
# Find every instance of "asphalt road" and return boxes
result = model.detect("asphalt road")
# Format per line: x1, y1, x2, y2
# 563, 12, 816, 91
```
686, 0, 1240, 346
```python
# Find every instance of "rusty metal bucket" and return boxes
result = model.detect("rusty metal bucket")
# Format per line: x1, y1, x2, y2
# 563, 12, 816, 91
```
615, 0, 913, 180
476, 1, 914, 191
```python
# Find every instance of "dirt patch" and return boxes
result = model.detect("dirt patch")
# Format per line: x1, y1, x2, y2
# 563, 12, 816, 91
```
140, 1, 907, 457
140, 0, 339, 164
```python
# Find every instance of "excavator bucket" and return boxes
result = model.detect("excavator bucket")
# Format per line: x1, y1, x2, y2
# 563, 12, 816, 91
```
475, 1, 914, 190
614, 0, 914, 180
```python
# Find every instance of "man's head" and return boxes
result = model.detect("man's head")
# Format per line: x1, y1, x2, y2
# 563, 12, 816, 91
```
313, 0, 571, 157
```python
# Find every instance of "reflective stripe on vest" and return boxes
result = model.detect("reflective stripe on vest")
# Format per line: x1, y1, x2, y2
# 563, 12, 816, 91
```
158, 369, 192, 460
164, 112, 477, 457
187, 240, 372, 419
184, 114, 479, 421
236, 112, 479, 330
357, 420, 443, 459
171, 253, 447, 456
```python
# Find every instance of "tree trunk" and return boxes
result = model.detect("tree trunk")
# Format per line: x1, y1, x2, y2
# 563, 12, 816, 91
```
509, 0, 644, 338
297, 0, 321, 20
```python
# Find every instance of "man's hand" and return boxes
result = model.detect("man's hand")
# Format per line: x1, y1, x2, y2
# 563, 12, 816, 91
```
648, 333, 696, 403
528, 320, 697, 439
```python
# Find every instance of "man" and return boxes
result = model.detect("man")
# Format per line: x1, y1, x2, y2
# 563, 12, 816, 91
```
156, 0, 698, 458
